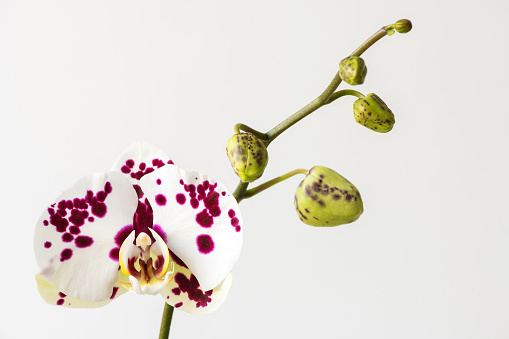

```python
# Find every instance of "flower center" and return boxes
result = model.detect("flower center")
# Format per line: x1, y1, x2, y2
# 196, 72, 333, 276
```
119, 229, 174, 295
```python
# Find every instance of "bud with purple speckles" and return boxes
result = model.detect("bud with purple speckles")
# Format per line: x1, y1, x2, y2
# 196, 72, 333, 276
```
353, 93, 395, 133
339, 56, 367, 85
226, 133, 268, 183
294, 166, 363, 227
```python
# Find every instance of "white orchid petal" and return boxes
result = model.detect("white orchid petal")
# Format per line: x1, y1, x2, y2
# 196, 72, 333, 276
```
35, 272, 128, 308
111, 142, 174, 184
139, 165, 243, 291
34, 172, 139, 302
160, 263, 233, 314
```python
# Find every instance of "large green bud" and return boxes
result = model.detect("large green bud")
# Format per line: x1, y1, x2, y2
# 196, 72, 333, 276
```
294, 166, 363, 227
353, 93, 395, 133
339, 56, 367, 85
226, 133, 268, 182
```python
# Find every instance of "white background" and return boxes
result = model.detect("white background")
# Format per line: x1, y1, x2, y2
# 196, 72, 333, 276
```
1, 0, 509, 338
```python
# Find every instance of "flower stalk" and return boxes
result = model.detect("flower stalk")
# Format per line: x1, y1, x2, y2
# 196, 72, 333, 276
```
243, 169, 308, 200
159, 304, 175, 339
231, 20, 408, 203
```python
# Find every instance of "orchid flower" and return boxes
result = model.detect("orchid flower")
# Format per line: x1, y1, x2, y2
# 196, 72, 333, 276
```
34, 142, 243, 314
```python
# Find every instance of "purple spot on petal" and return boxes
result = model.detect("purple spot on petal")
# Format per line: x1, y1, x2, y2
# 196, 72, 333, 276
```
175, 302, 183, 308
62, 233, 74, 242
91, 202, 107, 217
44, 241, 52, 248
109, 248, 119, 261
156, 179, 162, 185
60, 249, 73, 262
75, 236, 93, 248
174, 273, 213, 308
196, 210, 213, 228
126, 159, 135, 168
105, 182, 112, 194
155, 194, 167, 206
228, 209, 236, 218
196, 234, 214, 254
43, 220, 49, 226
59, 292, 66, 298
191, 198, 199, 209
176, 193, 186, 205
56, 299, 65, 306
97, 191, 106, 202
172, 288, 181, 295
69, 226, 81, 235
110, 287, 119, 299
231, 217, 239, 226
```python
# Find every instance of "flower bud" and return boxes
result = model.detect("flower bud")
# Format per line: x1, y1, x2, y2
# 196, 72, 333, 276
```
394, 19, 412, 34
339, 56, 367, 85
226, 133, 268, 182
294, 166, 363, 227
353, 93, 395, 133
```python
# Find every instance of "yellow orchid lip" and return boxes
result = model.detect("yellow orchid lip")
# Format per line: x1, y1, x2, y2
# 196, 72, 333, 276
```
119, 230, 174, 295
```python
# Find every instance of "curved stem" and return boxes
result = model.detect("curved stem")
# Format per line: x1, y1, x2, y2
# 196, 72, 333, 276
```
159, 303, 175, 339
234, 123, 269, 141
243, 169, 308, 199
325, 89, 364, 105
350, 27, 388, 56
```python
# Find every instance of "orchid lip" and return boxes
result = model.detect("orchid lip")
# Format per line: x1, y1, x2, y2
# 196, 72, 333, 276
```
119, 229, 174, 295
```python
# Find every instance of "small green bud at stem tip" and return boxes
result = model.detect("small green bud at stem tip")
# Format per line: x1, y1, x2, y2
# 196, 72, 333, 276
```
394, 19, 412, 34
226, 133, 269, 183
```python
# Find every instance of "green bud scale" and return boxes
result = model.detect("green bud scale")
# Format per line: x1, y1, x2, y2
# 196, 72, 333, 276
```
226, 133, 268, 183
339, 56, 367, 85
294, 166, 363, 227
353, 93, 395, 133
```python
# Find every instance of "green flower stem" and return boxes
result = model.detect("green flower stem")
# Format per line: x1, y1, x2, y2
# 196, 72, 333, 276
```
325, 89, 364, 106
230, 23, 396, 203
159, 304, 175, 339
232, 180, 249, 202
350, 26, 389, 57
242, 169, 308, 200
264, 72, 342, 146
264, 25, 391, 146
234, 123, 269, 141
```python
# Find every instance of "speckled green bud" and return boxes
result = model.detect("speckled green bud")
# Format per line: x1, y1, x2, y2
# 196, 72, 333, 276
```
339, 56, 367, 85
226, 133, 268, 182
353, 93, 395, 133
294, 166, 363, 227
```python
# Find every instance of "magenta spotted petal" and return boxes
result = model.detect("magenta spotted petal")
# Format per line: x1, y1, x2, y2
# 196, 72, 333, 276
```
34, 172, 138, 302
140, 165, 243, 291
111, 141, 174, 184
